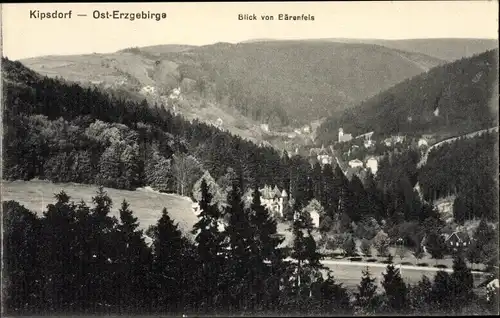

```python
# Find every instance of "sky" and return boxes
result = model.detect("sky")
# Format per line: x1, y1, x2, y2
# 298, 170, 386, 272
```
2, 1, 499, 60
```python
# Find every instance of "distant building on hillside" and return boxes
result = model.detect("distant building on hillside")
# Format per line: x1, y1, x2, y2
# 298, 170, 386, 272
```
302, 125, 311, 134
140, 85, 156, 95
355, 131, 374, 140
366, 157, 378, 175
338, 128, 353, 143
418, 138, 429, 148
260, 123, 270, 132
348, 159, 363, 169
364, 139, 375, 148
250, 185, 288, 218
215, 118, 223, 128
316, 146, 333, 165
169, 87, 181, 100
310, 210, 320, 228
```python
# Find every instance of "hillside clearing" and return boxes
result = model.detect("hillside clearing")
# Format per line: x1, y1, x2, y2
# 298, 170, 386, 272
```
1, 180, 198, 235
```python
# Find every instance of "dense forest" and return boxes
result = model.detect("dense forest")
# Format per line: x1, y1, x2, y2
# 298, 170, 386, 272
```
316, 49, 499, 144
419, 131, 499, 222
3, 183, 498, 315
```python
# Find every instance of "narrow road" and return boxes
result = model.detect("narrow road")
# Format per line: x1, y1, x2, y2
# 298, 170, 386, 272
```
284, 257, 488, 275
417, 126, 499, 168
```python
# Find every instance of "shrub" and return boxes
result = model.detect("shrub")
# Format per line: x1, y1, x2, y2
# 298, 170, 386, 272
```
401, 262, 413, 266
417, 262, 429, 267
349, 257, 363, 262
360, 238, 372, 256
366, 258, 378, 263
434, 264, 448, 269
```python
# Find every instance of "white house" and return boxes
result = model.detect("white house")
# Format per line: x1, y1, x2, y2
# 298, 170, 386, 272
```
169, 87, 181, 100
302, 125, 311, 134
418, 138, 428, 148
366, 157, 378, 175
364, 139, 375, 148
215, 118, 223, 128
310, 210, 320, 228
316, 146, 332, 165
338, 128, 353, 143
140, 85, 156, 95
251, 185, 287, 218
348, 159, 364, 168
260, 124, 270, 132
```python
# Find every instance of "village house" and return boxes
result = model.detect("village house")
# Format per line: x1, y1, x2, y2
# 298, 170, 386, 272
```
310, 210, 320, 228
260, 124, 270, 132
348, 159, 364, 169
317, 148, 333, 165
364, 139, 375, 148
293, 209, 320, 228
445, 231, 472, 251
355, 131, 374, 140
215, 118, 223, 128
302, 125, 311, 134
418, 138, 429, 148
365, 157, 378, 175
249, 185, 288, 218
169, 87, 181, 100
338, 128, 353, 143
140, 85, 156, 95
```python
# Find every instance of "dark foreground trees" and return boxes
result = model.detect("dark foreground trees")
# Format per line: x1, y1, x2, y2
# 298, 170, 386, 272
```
3, 184, 497, 316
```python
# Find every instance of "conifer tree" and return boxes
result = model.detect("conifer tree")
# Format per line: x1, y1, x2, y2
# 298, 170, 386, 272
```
381, 256, 408, 313
223, 177, 256, 310
354, 267, 378, 313
115, 200, 151, 313
450, 254, 474, 309
431, 270, 453, 312
318, 272, 352, 314
191, 179, 226, 311
320, 164, 336, 218
248, 180, 285, 311
150, 208, 187, 312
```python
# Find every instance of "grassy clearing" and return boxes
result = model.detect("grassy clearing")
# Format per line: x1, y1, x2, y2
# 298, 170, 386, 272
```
1, 179, 198, 236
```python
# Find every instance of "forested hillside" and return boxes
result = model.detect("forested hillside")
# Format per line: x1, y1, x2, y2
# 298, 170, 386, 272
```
21, 41, 443, 127
1, 57, 289, 195
316, 49, 499, 144
2, 57, 446, 229
419, 131, 498, 223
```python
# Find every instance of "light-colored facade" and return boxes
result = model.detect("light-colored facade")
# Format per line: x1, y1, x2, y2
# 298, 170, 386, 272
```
338, 128, 353, 143
348, 159, 364, 168
366, 157, 378, 175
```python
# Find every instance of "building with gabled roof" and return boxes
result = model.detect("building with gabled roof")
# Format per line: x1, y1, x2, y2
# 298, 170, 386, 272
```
445, 231, 472, 251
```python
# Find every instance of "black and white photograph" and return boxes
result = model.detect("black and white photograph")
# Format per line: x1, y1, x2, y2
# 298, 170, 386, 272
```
1, 1, 499, 316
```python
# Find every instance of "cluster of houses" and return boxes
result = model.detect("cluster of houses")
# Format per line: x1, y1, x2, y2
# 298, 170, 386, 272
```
347, 157, 379, 175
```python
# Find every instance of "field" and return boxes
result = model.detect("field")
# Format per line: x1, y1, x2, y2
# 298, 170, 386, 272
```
1, 179, 198, 236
